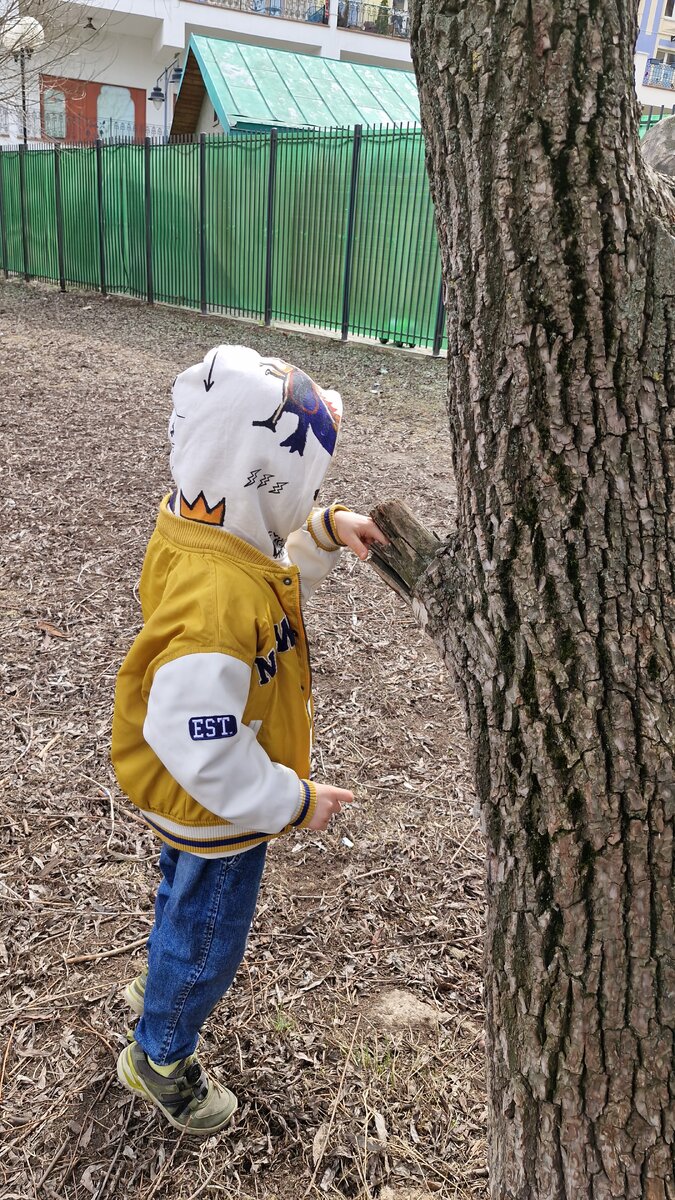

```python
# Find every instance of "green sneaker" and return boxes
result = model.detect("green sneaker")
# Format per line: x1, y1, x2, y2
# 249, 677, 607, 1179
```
117, 1041, 238, 1135
123, 969, 147, 1017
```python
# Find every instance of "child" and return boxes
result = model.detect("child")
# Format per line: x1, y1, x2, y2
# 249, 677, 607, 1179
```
111, 346, 386, 1135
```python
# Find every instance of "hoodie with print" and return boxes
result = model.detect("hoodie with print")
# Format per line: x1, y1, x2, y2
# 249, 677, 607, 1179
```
112, 346, 348, 857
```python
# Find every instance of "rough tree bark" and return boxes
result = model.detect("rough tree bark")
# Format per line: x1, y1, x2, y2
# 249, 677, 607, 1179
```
379, 2, 675, 1197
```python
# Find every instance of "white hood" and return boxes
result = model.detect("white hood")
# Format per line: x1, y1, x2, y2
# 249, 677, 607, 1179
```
169, 345, 342, 558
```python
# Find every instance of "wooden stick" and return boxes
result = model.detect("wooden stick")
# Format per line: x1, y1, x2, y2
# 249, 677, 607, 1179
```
64, 935, 147, 965
36, 1133, 72, 1189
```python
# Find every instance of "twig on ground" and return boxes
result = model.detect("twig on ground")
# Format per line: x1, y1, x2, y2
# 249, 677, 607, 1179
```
64, 935, 148, 965
0, 1021, 16, 1104
92, 1097, 137, 1200
307, 1017, 362, 1194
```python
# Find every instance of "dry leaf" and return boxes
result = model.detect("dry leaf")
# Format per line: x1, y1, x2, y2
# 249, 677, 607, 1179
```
373, 1110, 388, 1145
80, 1164, 101, 1194
37, 621, 69, 639
319, 1165, 336, 1192
312, 1121, 330, 1167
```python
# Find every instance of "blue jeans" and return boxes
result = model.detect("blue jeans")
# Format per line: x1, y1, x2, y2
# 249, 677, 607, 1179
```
134, 841, 267, 1064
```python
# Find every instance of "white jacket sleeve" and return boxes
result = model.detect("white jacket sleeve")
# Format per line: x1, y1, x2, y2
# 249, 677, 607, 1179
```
286, 505, 348, 602
143, 651, 310, 835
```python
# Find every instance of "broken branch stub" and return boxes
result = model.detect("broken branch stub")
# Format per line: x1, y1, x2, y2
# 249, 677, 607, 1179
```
369, 500, 439, 602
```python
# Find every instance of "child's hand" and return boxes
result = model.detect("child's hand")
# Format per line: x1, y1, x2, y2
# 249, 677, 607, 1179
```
308, 783, 354, 830
334, 511, 389, 562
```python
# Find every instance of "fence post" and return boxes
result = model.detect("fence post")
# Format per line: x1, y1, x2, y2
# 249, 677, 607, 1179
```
19, 144, 29, 282
144, 136, 154, 305
54, 144, 66, 293
264, 127, 278, 326
0, 149, 8, 279
432, 276, 446, 358
95, 139, 106, 296
341, 124, 362, 342
199, 133, 207, 314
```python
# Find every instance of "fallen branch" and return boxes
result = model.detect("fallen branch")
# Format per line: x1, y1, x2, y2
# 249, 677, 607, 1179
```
64, 935, 147, 965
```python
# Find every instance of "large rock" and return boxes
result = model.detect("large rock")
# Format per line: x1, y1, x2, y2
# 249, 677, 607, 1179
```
642, 116, 675, 177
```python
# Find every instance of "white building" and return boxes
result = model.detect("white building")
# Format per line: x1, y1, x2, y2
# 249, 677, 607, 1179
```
636, 0, 675, 115
0, 0, 412, 145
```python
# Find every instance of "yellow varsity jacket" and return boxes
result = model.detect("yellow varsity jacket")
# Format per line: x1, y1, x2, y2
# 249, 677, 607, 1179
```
111, 497, 347, 857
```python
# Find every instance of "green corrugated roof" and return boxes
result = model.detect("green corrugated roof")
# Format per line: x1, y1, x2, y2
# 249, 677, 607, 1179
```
188, 35, 420, 130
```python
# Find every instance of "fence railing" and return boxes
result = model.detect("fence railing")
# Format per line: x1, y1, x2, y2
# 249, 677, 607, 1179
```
643, 58, 675, 90
0, 126, 446, 354
640, 102, 675, 137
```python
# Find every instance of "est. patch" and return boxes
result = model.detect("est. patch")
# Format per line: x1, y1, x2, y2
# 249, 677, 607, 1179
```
188, 715, 238, 741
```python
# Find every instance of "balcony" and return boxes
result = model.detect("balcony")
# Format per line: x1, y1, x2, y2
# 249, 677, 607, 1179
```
191, 0, 329, 23
643, 58, 675, 90
0, 105, 165, 145
189, 0, 410, 39
42, 115, 165, 142
338, 1, 409, 39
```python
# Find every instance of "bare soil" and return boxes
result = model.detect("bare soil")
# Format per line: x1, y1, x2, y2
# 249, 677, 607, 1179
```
0, 282, 487, 1200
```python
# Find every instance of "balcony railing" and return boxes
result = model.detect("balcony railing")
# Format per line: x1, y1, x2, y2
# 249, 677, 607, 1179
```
644, 58, 675, 90
43, 114, 156, 141
338, 1, 409, 38
193, 0, 329, 23
191, 0, 410, 38
1, 108, 165, 144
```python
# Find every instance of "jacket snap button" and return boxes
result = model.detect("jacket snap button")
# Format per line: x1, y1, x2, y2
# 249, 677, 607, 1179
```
283, 577, 292, 585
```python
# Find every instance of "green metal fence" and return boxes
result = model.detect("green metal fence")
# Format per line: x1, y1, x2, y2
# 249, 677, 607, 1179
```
640, 103, 675, 138
0, 126, 446, 353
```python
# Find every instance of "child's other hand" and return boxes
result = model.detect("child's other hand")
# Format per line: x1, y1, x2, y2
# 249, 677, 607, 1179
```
334, 511, 389, 562
308, 783, 354, 830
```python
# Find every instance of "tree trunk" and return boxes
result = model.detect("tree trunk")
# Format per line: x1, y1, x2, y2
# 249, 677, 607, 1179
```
402, 2, 675, 1196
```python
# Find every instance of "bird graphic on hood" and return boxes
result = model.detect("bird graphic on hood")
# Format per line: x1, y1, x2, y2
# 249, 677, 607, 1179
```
252, 361, 340, 457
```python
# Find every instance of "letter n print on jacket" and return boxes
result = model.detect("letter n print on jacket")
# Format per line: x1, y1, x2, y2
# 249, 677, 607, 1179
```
255, 649, 277, 685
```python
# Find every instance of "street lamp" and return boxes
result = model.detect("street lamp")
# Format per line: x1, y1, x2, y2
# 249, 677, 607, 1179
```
149, 57, 183, 140
1, 15, 45, 147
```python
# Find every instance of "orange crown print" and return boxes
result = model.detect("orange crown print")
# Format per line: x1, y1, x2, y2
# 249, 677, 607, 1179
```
179, 491, 226, 526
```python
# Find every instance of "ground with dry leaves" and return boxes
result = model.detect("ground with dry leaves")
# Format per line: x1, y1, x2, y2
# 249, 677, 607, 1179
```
0, 282, 487, 1200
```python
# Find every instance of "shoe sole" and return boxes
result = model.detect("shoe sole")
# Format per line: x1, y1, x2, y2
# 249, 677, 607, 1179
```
123, 981, 145, 1018
116, 1044, 238, 1137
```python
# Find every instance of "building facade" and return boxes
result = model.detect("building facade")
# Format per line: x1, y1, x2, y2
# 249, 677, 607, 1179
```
0, 0, 412, 145
636, 0, 675, 112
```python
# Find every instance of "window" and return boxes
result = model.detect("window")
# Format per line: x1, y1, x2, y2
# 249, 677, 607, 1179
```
43, 87, 66, 138
667, 0, 675, 17
97, 84, 135, 139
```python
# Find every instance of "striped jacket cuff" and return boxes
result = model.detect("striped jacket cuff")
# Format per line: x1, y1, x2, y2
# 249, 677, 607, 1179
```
290, 779, 317, 829
307, 504, 350, 552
